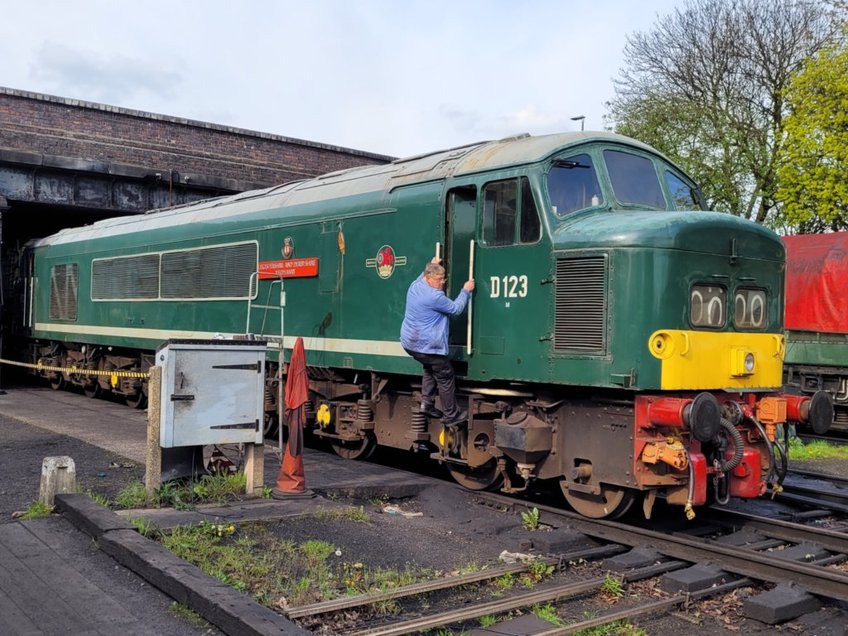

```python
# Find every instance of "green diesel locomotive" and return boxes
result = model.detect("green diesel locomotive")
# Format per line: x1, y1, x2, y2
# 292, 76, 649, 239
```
21, 131, 833, 519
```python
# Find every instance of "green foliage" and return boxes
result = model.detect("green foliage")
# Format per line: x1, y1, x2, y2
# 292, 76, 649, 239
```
788, 437, 848, 460
129, 516, 157, 538
159, 521, 432, 608
573, 619, 646, 636
492, 573, 515, 592
521, 506, 541, 531
166, 602, 209, 628
777, 41, 848, 231
115, 473, 247, 511
20, 501, 54, 520
115, 481, 149, 509
532, 603, 565, 626
519, 559, 555, 587
600, 575, 625, 599
311, 505, 370, 523
607, 0, 841, 228
479, 615, 498, 627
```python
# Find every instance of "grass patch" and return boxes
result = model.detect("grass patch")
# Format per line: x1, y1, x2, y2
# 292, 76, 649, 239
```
159, 521, 434, 608
114, 473, 249, 510
311, 506, 370, 523
167, 602, 209, 628
20, 501, 54, 520
532, 602, 565, 626
788, 438, 848, 461
573, 618, 646, 635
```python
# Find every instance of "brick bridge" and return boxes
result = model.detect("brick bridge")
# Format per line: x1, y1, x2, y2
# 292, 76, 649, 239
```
0, 87, 393, 360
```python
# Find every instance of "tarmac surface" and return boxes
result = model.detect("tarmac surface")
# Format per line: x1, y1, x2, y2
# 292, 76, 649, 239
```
0, 386, 438, 635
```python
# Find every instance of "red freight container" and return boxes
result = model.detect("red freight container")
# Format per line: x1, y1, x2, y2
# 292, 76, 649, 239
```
783, 233, 848, 334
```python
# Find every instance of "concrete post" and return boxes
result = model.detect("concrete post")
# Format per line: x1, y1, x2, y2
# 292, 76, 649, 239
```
145, 365, 162, 498
39, 456, 76, 506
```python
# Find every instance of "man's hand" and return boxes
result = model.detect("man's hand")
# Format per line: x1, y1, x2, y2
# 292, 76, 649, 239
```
431, 256, 442, 264
463, 279, 475, 292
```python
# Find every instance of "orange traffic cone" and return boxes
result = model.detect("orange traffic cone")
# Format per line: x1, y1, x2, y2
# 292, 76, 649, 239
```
272, 337, 314, 499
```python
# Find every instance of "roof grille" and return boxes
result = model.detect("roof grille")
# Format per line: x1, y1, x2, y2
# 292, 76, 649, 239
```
554, 256, 607, 353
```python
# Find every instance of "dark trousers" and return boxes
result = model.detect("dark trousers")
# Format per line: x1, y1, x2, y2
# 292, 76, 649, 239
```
404, 349, 460, 419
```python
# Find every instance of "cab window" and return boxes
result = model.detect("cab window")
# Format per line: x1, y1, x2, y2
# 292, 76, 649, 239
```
482, 177, 540, 246
547, 154, 602, 217
665, 171, 702, 211
604, 150, 665, 209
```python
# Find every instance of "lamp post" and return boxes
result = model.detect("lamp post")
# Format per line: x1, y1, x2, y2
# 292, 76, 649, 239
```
570, 115, 586, 131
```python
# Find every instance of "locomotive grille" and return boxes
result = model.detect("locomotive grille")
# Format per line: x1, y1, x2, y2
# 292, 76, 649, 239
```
92, 254, 159, 300
49, 263, 79, 321
554, 256, 607, 353
161, 243, 257, 299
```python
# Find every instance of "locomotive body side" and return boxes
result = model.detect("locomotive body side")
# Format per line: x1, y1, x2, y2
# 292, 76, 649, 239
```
20, 132, 833, 519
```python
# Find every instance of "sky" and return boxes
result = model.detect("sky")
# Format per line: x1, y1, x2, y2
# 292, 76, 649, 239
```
0, 0, 683, 158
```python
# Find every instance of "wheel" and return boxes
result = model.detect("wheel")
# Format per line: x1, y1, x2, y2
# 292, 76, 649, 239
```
124, 390, 147, 409
263, 413, 279, 438
446, 459, 503, 491
560, 480, 636, 519
83, 382, 102, 399
49, 373, 65, 391
329, 434, 376, 460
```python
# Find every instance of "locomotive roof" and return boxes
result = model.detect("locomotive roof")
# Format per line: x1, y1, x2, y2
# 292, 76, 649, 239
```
33, 131, 658, 247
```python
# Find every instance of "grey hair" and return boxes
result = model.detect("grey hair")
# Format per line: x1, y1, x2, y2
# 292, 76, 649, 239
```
424, 262, 445, 278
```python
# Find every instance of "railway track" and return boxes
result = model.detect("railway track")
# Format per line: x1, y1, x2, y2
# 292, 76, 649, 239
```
278, 485, 848, 635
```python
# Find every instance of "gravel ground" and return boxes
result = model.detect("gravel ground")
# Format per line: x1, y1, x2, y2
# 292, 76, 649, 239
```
2, 387, 847, 635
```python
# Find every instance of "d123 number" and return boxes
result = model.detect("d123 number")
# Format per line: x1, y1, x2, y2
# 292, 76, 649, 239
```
489, 275, 528, 298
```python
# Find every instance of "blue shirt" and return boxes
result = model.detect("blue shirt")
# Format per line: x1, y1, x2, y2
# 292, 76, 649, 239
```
400, 274, 470, 355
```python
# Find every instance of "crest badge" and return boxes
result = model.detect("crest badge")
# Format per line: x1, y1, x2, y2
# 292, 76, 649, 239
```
366, 245, 407, 279
282, 237, 294, 259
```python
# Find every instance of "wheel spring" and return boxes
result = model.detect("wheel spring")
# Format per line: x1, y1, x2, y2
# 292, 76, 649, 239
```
264, 385, 276, 410
410, 409, 427, 433
303, 400, 315, 421
356, 399, 373, 423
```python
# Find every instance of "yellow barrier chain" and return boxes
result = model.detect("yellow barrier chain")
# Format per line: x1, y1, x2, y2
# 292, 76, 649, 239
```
0, 357, 150, 380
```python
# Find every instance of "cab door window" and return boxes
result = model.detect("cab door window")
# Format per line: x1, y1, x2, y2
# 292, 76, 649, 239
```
482, 177, 540, 246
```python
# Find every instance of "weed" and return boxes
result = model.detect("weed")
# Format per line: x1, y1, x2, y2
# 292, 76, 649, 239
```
78, 487, 111, 507
521, 506, 541, 531
519, 559, 555, 587
20, 501, 54, 520
492, 573, 514, 592
532, 603, 564, 626
129, 516, 157, 538
599, 574, 625, 600
261, 485, 273, 498
192, 472, 246, 503
573, 618, 646, 635
167, 602, 209, 628
115, 481, 149, 509
157, 521, 433, 609
311, 506, 370, 523
479, 614, 498, 627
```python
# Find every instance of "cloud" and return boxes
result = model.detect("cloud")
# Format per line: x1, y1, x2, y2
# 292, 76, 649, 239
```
30, 42, 182, 104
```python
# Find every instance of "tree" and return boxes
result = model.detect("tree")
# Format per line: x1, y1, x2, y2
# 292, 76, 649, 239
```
776, 41, 848, 231
606, 0, 843, 227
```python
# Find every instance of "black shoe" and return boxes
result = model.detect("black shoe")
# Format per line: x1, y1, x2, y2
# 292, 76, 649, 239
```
443, 410, 468, 427
421, 405, 443, 418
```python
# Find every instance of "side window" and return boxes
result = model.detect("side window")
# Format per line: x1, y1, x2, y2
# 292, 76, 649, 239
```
482, 177, 541, 246
49, 263, 79, 321
604, 150, 666, 209
482, 181, 516, 246
519, 177, 541, 243
547, 154, 603, 216
665, 171, 702, 211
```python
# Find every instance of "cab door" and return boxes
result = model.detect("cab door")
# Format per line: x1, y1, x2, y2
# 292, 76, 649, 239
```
451, 176, 551, 383
444, 186, 476, 354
